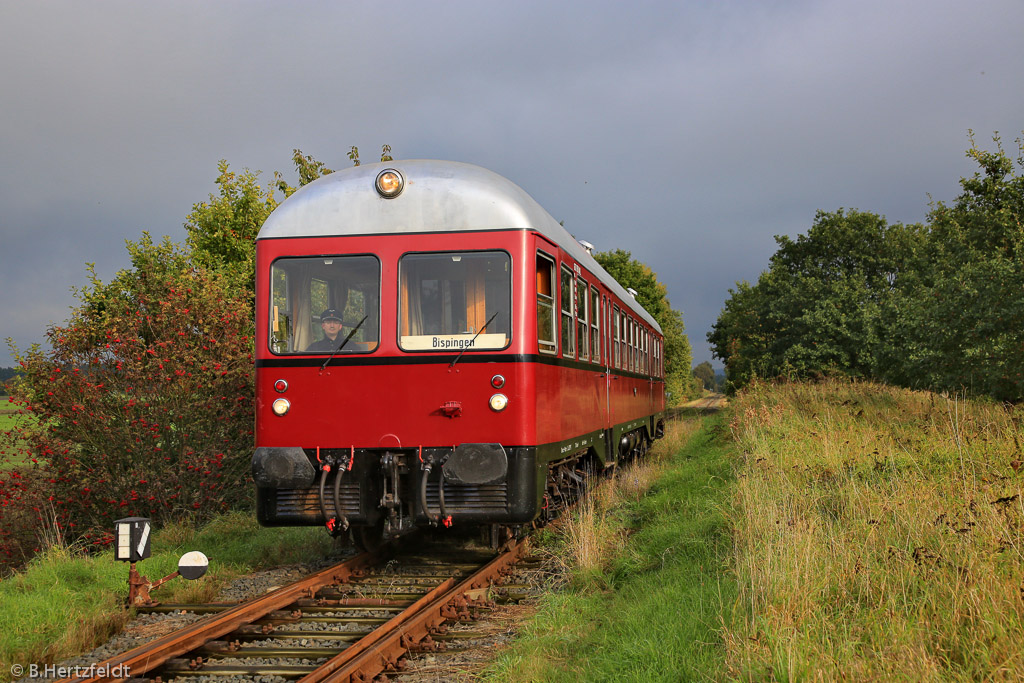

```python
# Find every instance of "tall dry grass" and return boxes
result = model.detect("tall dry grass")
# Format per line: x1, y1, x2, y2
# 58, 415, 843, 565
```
726, 379, 1024, 681
552, 419, 703, 583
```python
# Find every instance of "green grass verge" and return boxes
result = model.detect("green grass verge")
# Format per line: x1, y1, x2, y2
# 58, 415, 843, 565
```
0, 402, 32, 470
0, 511, 339, 681
484, 415, 737, 682
725, 379, 1024, 679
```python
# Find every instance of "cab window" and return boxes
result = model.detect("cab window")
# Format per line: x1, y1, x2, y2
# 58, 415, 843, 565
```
399, 251, 510, 351
269, 255, 380, 354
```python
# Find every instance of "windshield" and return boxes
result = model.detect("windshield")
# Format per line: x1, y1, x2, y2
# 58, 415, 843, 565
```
269, 255, 380, 354
399, 251, 511, 351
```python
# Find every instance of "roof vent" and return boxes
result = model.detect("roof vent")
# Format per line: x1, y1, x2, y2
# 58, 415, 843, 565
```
626, 287, 638, 299
577, 240, 595, 254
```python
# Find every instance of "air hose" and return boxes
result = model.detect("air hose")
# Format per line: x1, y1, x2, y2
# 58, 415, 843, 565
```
332, 459, 349, 533
318, 464, 332, 528
420, 462, 437, 526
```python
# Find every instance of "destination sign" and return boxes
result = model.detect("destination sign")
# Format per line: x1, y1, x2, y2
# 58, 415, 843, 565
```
401, 334, 507, 350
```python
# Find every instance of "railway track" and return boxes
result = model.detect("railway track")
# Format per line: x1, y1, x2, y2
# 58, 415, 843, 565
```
48, 407, 706, 683
56, 535, 529, 683
672, 393, 727, 416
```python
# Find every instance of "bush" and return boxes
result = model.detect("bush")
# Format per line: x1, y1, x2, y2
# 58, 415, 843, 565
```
2, 235, 254, 562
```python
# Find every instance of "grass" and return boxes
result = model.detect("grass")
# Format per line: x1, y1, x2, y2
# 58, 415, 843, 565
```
484, 414, 737, 682
724, 379, 1024, 680
7, 379, 1017, 681
0, 398, 32, 470
0, 511, 340, 682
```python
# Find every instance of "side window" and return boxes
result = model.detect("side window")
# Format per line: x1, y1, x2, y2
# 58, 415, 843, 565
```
613, 305, 621, 369
576, 276, 589, 361
629, 319, 636, 372
536, 252, 557, 355
560, 265, 575, 358
621, 311, 627, 370
644, 330, 650, 375
630, 321, 638, 370
625, 319, 632, 372
591, 286, 600, 363
603, 296, 610, 365
641, 329, 647, 375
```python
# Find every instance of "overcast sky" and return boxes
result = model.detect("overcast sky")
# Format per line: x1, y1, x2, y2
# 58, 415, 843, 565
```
2, 0, 1022, 368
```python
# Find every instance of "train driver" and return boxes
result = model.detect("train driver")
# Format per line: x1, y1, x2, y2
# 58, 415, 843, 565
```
306, 308, 346, 352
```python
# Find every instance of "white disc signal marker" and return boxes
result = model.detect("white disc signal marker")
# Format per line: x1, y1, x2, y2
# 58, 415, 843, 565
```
178, 551, 209, 580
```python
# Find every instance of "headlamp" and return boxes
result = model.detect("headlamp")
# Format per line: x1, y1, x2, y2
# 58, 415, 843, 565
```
375, 168, 404, 198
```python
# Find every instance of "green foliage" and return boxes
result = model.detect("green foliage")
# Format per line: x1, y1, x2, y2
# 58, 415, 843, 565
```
708, 209, 925, 390
184, 161, 278, 295
593, 249, 699, 403
274, 149, 336, 200
3, 234, 255, 561
693, 360, 715, 391
710, 133, 1024, 400
0, 147, 383, 572
186, 147, 347, 292
346, 144, 395, 168
888, 133, 1024, 401
0, 368, 20, 387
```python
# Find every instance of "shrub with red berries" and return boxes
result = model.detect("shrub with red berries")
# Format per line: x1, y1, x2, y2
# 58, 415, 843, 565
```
2, 235, 254, 569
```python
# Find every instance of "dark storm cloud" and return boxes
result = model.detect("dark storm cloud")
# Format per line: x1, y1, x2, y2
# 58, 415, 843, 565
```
2, 0, 1022, 366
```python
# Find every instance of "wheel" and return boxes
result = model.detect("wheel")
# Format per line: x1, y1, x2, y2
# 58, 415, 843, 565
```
352, 518, 385, 552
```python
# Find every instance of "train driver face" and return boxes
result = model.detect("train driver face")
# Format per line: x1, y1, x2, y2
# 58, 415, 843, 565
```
320, 308, 344, 341
321, 318, 343, 341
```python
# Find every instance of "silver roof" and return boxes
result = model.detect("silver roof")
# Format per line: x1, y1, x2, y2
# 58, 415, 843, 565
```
258, 159, 661, 333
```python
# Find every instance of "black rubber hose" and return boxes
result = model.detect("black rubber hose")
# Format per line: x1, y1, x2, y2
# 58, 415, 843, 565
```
332, 462, 348, 533
420, 463, 437, 525
318, 466, 331, 525
438, 471, 448, 524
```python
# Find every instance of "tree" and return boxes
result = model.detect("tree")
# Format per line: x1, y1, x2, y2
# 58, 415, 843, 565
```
889, 133, 1024, 400
693, 361, 715, 391
0, 367, 19, 389
593, 249, 699, 403
4, 235, 254, 549
188, 146, 389, 293
1, 147, 392, 566
709, 132, 1024, 402
708, 209, 925, 390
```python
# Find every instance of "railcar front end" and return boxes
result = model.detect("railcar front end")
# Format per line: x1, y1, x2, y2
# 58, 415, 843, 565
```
251, 161, 666, 546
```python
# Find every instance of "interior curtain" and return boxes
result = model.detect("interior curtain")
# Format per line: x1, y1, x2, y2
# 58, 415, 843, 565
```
401, 264, 423, 336
291, 266, 313, 351
466, 259, 486, 333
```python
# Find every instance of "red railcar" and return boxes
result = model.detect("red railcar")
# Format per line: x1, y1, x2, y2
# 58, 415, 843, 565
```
252, 160, 665, 547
